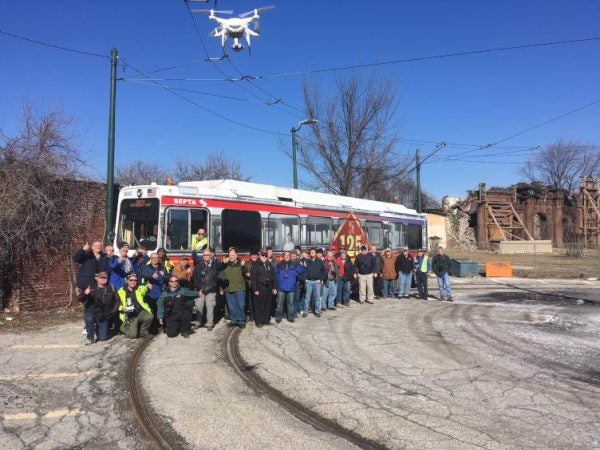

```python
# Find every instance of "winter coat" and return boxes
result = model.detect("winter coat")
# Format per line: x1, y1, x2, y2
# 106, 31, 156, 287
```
192, 257, 221, 294
108, 256, 135, 291
354, 253, 376, 275
141, 264, 169, 300
171, 263, 192, 288
251, 261, 275, 292
381, 254, 397, 280
372, 252, 384, 273
432, 254, 452, 276
157, 287, 197, 320
220, 260, 247, 292
395, 254, 414, 275
336, 257, 356, 282
73, 250, 110, 289
275, 261, 305, 292
131, 255, 149, 279
304, 257, 326, 281
78, 283, 118, 321
323, 258, 340, 286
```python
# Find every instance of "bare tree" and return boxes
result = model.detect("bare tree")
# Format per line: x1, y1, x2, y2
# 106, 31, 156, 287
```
175, 152, 249, 182
297, 73, 410, 199
521, 139, 600, 192
115, 160, 169, 186
0, 105, 92, 306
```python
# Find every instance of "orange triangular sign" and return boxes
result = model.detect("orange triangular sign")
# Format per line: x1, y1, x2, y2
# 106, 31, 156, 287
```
331, 213, 370, 258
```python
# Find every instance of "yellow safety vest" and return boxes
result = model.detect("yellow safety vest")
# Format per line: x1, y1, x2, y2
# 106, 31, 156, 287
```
419, 256, 429, 272
117, 285, 152, 322
191, 235, 208, 251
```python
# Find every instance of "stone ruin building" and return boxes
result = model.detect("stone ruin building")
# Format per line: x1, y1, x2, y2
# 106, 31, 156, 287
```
443, 177, 600, 248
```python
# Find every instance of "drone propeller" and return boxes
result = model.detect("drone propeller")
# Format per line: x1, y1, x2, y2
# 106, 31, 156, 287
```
191, 9, 233, 14
238, 5, 275, 18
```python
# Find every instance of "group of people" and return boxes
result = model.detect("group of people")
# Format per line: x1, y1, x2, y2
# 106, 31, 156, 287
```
74, 239, 454, 344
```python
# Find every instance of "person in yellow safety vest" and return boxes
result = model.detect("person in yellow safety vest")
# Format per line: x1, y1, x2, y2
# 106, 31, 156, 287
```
117, 273, 154, 338
413, 248, 432, 300
191, 228, 209, 251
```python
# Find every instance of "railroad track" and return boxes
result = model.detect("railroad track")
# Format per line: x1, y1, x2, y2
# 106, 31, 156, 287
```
223, 326, 387, 450
126, 335, 173, 450
126, 329, 386, 449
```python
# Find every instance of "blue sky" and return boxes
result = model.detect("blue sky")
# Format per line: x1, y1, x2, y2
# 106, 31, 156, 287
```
1, 0, 599, 200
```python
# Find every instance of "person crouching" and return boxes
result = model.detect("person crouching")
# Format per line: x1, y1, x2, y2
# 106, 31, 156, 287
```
78, 271, 119, 345
118, 273, 154, 339
158, 276, 198, 338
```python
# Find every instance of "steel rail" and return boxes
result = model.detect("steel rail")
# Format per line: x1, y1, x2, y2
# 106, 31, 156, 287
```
126, 336, 173, 450
224, 326, 387, 450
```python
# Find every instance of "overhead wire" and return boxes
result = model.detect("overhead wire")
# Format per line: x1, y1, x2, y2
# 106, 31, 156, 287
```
122, 61, 286, 137
125, 35, 600, 82
120, 78, 285, 105
0, 28, 109, 59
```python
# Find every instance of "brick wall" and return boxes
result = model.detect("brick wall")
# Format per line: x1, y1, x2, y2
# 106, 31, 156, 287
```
6, 181, 113, 312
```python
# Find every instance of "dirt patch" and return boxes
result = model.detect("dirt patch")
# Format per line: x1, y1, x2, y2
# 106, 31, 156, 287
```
0, 306, 82, 333
448, 248, 600, 279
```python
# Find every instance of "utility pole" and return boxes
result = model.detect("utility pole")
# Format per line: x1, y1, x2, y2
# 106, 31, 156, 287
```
104, 48, 118, 245
291, 119, 317, 189
415, 148, 421, 213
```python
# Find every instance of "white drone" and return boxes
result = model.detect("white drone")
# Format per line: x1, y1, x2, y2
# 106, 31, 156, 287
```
192, 6, 275, 55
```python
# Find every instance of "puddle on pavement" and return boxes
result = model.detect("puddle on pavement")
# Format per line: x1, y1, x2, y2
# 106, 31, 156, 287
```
472, 291, 596, 307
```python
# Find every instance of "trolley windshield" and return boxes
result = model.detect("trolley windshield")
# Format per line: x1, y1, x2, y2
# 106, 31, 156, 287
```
117, 198, 160, 251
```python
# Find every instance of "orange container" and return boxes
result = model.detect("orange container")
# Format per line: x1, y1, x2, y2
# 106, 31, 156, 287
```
485, 261, 512, 277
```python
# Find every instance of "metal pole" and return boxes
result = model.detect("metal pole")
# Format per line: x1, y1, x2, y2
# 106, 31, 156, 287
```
416, 149, 421, 213
104, 48, 118, 245
291, 126, 298, 189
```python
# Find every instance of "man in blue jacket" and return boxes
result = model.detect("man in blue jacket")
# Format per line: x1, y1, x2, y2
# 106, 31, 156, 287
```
109, 243, 134, 291
274, 251, 305, 323
141, 253, 169, 313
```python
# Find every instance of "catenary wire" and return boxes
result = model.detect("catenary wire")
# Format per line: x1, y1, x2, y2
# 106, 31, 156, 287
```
125, 35, 600, 82
0, 28, 109, 59
122, 61, 287, 137
121, 79, 285, 105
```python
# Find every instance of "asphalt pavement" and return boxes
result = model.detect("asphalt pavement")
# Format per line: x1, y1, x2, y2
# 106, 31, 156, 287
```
1, 277, 599, 449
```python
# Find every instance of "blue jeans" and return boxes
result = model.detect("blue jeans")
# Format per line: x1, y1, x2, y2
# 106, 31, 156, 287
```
382, 279, 396, 297
276, 291, 294, 320
225, 291, 246, 324
322, 281, 337, 309
336, 279, 349, 305
398, 272, 412, 296
437, 272, 452, 299
294, 283, 303, 315
304, 280, 322, 313
84, 309, 109, 342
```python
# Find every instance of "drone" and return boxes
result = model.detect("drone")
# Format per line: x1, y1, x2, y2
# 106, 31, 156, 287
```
191, 6, 275, 55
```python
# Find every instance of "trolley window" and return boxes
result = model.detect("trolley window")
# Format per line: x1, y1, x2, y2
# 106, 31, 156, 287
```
387, 223, 405, 249
165, 208, 208, 251
211, 216, 222, 254
222, 209, 261, 253
365, 221, 383, 246
302, 217, 334, 247
406, 224, 423, 250
118, 198, 160, 251
266, 214, 300, 251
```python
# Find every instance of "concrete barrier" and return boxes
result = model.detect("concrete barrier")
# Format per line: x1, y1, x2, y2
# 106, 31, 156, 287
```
497, 240, 552, 254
